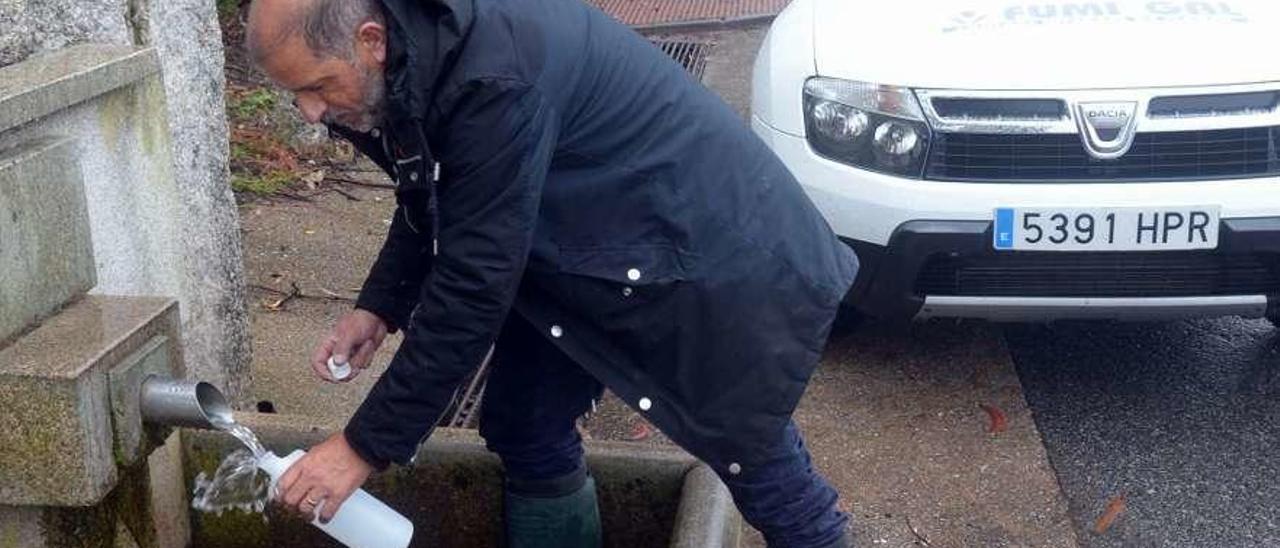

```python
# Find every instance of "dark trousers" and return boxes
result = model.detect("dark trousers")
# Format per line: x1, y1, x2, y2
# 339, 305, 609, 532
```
479, 313, 849, 547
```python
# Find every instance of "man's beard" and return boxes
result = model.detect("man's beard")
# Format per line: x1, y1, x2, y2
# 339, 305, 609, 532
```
323, 62, 386, 133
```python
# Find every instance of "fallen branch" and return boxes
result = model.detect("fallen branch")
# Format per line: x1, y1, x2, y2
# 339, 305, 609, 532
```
327, 165, 384, 173
905, 515, 932, 547
262, 282, 301, 311
324, 176, 396, 190
275, 191, 315, 203
250, 283, 356, 303
330, 186, 363, 201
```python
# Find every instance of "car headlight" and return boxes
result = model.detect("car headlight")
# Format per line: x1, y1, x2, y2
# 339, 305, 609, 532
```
803, 78, 931, 177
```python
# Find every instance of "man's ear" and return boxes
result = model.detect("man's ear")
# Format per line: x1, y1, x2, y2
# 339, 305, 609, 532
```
355, 21, 387, 64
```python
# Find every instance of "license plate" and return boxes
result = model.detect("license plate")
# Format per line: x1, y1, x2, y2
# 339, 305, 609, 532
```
993, 207, 1220, 251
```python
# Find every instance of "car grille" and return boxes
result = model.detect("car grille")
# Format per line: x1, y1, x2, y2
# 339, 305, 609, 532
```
915, 252, 1280, 298
923, 127, 1280, 183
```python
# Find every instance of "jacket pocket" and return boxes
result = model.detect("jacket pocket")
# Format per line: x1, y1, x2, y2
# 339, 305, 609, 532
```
554, 245, 696, 353
557, 244, 694, 285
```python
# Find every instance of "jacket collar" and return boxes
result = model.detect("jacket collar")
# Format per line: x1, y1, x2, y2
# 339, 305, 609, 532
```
378, 0, 475, 128
328, 0, 474, 193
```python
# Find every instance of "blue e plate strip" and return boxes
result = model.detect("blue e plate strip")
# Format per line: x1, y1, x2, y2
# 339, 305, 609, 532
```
994, 208, 1015, 250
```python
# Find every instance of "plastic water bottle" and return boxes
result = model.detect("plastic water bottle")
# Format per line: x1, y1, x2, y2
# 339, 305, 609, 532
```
257, 450, 413, 548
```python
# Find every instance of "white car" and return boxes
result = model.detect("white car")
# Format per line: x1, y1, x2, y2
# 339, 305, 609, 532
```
751, 0, 1280, 324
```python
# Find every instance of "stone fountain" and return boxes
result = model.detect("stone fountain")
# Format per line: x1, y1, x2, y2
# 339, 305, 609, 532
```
0, 45, 199, 547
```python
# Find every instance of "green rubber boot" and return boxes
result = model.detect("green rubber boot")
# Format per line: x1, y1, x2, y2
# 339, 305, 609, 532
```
504, 473, 602, 548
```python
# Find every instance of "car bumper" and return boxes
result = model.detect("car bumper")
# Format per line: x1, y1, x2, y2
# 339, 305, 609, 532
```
841, 218, 1280, 322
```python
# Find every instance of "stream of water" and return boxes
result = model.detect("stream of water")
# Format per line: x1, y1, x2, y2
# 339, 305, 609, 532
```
212, 416, 268, 458
190, 417, 273, 517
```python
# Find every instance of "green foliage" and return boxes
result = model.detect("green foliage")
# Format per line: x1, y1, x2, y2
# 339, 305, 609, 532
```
231, 88, 279, 121
231, 171, 294, 195
217, 0, 240, 20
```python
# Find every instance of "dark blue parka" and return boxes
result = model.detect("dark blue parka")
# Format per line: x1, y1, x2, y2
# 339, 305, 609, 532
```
338, 0, 859, 477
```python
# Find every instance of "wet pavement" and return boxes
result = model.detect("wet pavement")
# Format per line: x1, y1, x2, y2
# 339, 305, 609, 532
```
1007, 318, 1280, 547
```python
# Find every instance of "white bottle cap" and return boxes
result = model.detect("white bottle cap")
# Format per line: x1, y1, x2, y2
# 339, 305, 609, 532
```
327, 356, 352, 381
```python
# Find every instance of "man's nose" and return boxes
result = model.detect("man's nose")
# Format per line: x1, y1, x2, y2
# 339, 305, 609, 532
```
293, 96, 326, 124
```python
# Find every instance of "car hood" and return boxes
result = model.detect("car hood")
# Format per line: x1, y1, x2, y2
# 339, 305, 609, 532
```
813, 0, 1280, 90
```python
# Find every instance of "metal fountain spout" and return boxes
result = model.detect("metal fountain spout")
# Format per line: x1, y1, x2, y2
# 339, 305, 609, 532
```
139, 376, 233, 429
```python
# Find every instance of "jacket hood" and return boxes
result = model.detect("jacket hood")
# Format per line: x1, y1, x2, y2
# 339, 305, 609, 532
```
378, 0, 475, 123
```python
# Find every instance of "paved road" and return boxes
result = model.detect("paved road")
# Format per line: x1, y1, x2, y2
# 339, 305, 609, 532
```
1006, 317, 1280, 547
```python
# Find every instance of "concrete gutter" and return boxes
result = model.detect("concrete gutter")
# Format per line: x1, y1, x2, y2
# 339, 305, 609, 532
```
184, 412, 741, 547
671, 465, 743, 548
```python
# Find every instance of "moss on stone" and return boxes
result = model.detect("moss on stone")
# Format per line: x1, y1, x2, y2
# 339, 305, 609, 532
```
96, 87, 131, 151
183, 442, 273, 547
1, 518, 20, 548
37, 460, 159, 548
40, 499, 115, 548
112, 463, 157, 548
190, 509, 272, 547
137, 77, 170, 158
93, 79, 170, 161
0, 379, 88, 503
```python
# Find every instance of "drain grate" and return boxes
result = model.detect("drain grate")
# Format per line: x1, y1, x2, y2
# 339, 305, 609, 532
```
651, 39, 712, 80
590, 0, 790, 27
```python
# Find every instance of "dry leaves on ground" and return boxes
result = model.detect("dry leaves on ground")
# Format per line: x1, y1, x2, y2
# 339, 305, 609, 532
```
628, 415, 654, 441
979, 403, 1009, 434
301, 169, 326, 189
1094, 493, 1127, 534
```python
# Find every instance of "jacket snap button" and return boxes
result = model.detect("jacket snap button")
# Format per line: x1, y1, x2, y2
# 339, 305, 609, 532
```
622, 287, 634, 297
409, 171, 419, 182
370, 128, 381, 138
728, 463, 742, 475
550, 325, 564, 338
638, 397, 652, 411
627, 268, 641, 281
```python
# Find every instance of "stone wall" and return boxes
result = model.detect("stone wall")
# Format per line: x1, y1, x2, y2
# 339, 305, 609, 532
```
0, 0, 251, 401
0, 0, 134, 68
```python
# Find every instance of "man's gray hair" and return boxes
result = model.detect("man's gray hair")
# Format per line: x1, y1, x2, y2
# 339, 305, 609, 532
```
302, 0, 385, 59
248, 0, 385, 62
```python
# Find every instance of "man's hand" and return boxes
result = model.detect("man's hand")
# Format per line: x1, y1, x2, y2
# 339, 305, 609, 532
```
276, 432, 374, 523
311, 309, 388, 383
